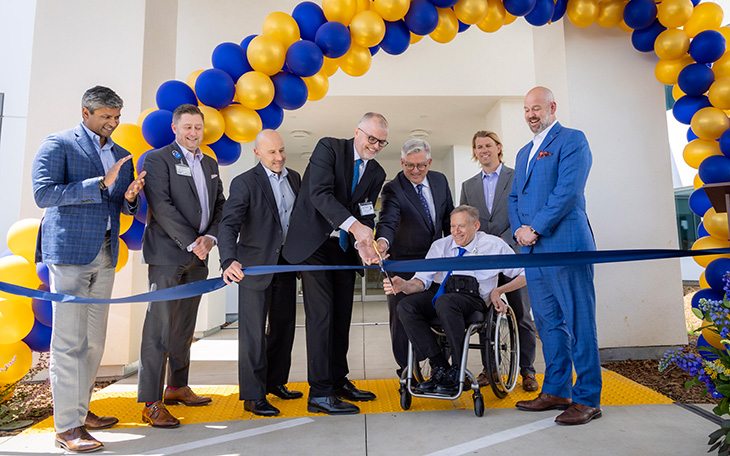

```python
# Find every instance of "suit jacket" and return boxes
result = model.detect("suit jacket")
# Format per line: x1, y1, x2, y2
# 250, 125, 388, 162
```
142, 142, 226, 266
283, 137, 386, 266
507, 122, 595, 254
460, 165, 517, 250
218, 162, 301, 290
376, 170, 453, 261
32, 124, 136, 266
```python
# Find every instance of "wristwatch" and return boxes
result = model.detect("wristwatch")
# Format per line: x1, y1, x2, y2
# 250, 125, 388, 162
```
98, 176, 107, 190
530, 226, 539, 236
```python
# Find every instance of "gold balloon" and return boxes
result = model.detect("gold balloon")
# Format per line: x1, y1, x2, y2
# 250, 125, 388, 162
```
618, 19, 632, 32
411, 31, 424, 44
567, 0, 599, 28
6, 219, 41, 265
304, 70, 330, 101
198, 106, 226, 145
221, 105, 262, 143
672, 83, 686, 101
504, 10, 517, 25
186, 69, 205, 90
0, 299, 34, 345
110, 123, 150, 165
247, 35, 287, 76
691, 107, 730, 140
477, 0, 506, 33
0, 341, 32, 384
373, 0, 410, 22
595, 0, 625, 28
702, 319, 727, 349
454, 0, 489, 25
120, 213, 134, 235
693, 235, 730, 267
709, 78, 730, 111
694, 172, 705, 189
236, 71, 275, 111
356, 0, 371, 13
136, 108, 156, 127
116, 238, 128, 273
700, 271, 710, 288
430, 7, 459, 44
718, 27, 730, 46
654, 29, 690, 61
683, 2, 724, 38
262, 12, 301, 49
323, 0, 358, 25
322, 57, 340, 77
683, 138, 722, 169
350, 10, 386, 48
654, 55, 694, 85
338, 43, 372, 77
657, 0, 694, 28
714, 53, 730, 79
200, 144, 217, 161
704, 207, 730, 240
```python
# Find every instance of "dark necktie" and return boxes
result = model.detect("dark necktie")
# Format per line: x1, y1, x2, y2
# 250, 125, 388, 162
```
416, 183, 435, 231
340, 158, 364, 251
432, 247, 467, 306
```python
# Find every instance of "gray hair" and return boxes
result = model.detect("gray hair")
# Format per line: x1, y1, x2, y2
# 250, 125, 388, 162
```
400, 139, 431, 160
358, 112, 388, 129
81, 86, 123, 113
451, 205, 479, 223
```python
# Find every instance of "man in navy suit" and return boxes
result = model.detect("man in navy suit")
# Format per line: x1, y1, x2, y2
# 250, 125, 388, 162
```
508, 86, 601, 425
32, 86, 145, 453
219, 129, 302, 417
375, 139, 453, 379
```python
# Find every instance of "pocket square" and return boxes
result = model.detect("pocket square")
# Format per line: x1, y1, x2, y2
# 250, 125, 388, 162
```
211, 174, 218, 179
537, 151, 552, 160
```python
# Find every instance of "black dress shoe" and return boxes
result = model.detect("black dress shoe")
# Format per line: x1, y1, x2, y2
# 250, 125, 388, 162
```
267, 384, 304, 400
415, 366, 447, 393
434, 365, 460, 395
244, 399, 280, 416
307, 395, 360, 415
334, 380, 376, 402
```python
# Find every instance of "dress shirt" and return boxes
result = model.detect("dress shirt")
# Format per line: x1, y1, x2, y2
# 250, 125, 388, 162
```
413, 231, 524, 302
263, 165, 296, 243
178, 142, 217, 250
481, 163, 502, 214
411, 176, 436, 227
527, 119, 558, 175
82, 123, 116, 230
334, 144, 369, 235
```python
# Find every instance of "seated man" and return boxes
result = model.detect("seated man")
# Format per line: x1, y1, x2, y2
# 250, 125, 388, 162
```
383, 205, 526, 395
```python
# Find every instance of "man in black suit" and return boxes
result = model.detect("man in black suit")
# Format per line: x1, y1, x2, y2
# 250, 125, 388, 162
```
219, 129, 302, 417
459, 130, 538, 392
138, 104, 226, 427
375, 139, 454, 378
283, 112, 387, 415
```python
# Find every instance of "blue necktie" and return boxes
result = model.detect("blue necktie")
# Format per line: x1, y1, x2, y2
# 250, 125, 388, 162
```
416, 184, 435, 232
340, 159, 364, 252
432, 247, 467, 306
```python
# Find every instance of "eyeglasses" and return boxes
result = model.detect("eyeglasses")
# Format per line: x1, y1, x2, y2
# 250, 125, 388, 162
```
403, 162, 429, 171
358, 128, 389, 148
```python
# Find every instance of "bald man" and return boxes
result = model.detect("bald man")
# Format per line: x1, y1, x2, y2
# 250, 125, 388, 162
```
219, 129, 302, 416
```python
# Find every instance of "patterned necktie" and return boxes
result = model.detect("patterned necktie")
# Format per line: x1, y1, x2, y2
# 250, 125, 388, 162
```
432, 247, 467, 306
340, 158, 364, 251
416, 183, 435, 231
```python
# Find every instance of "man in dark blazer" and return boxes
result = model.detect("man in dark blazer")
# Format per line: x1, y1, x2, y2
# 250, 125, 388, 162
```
283, 112, 387, 415
460, 130, 538, 392
375, 139, 453, 378
138, 104, 226, 428
219, 129, 302, 417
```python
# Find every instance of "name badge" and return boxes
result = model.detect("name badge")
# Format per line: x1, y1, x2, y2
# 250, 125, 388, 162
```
175, 164, 192, 176
359, 201, 375, 216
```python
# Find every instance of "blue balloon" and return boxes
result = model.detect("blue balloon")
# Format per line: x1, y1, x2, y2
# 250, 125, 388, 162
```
292, 2, 327, 42
134, 191, 148, 224
623, 0, 657, 30
690, 30, 727, 64
141, 109, 174, 149
689, 188, 712, 216
381, 20, 411, 55
315, 21, 351, 59
552, 0, 568, 21
240, 34, 257, 50
405, 0, 440, 36
32, 294, 52, 327
257, 102, 284, 130
458, 20, 471, 33
720, 129, 730, 157
195, 68, 235, 109
272, 72, 308, 110
120, 218, 145, 251
36, 263, 49, 287
286, 40, 324, 77
136, 150, 151, 176
692, 288, 725, 309
23, 319, 51, 353
209, 134, 242, 166
688, 127, 699, 143
631, 20, 666, 53
699, 155, 730, 184
678, 63, 715, 97
698, 222, 710, 238
155, 80, 197, 112
504, 0, 537, 17
690, 0, 700, 5
706, 258, 730, 292
369, 44, 380, 56
673, 95, 712, 124
212, 42, 252, 81
429, 0, 459, 6
697, 335, 721, 361
525, 0, 555, 26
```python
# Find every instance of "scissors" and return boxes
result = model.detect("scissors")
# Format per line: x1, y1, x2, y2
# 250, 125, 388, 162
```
373, 241, 394, 291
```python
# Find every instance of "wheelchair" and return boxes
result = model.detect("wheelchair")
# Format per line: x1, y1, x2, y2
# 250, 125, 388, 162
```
398, 302, 520, 417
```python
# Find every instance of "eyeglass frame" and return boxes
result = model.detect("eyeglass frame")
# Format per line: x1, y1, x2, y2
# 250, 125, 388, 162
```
357, 127, 389, 148
402, 162, 430, 171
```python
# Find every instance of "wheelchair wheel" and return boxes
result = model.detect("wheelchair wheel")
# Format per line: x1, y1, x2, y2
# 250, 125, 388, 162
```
485, 305, 520, 398
473, 392, 484, 417
400, 387, 412, 410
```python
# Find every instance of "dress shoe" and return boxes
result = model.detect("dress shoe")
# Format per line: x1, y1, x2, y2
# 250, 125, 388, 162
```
307, 395, 360, 415
163, 385, 212, 406
515, 392, 571, 412
434, 365, 460, 395
522, 373, 539, 392
476, 369, 490, 387
555, 402, 602, 425
142, 401, 180, 428
84, 410, 118, 430
267, 384, 303, 400
244, 398, 280, 416
55, 426, 103, 453
334, 380, 376, 402
415, 366, 448, 393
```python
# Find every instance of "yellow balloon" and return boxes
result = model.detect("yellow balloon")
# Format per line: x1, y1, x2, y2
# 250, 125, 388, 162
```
247, 35, 287, 76
700, 271, 710, 288
430, 8, 459, 44
718, 27, 730, 46
338, 43, 372, 77
115, 239, 128, 273
709, 78, 730, 111
119, 213, 134, 236
654, 55, 694, 85
683, 138, 722, 168
694, 172, 705, 189
704, 207, 730, 240
7, 219, 41, 265
136, 108, 156, 128
411, 31, 424, 44
323, 0, 358, 25
0, 341, 32, 384
691, 107, 730, 140
714, 53, 730, 79
657, 0, 694, 28
262, 11, 300, 49
373, 0, 410, 22
477, 0, 506, 33
596, 0, 625, 28
618, 19, 632, 33
356, 0, 371, 13
198, 106, 225, 145
236, 71, 275, 111
683, 2, 724, 38
0, 256, 41, 301
673, 83, 686, 101
654, 29, 690, 61
0, 383, 16, 403
221, 105, 262, 143
111, 123, 151, 161
350, 10, 386, 48
504, 11, 517, 25
200, 144, 217, 161
0, 299, 34, 345
186, 69, 205, 90
304, 70, 330, 101
322, 57, 339, 77
454, 0, 489, 25
693, 235, 730, 267
567, 0, 599, 28
702, 320, 726, 350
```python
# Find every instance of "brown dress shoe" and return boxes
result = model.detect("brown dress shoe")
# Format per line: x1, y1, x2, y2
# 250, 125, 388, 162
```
476, 369, 490, 387
555, 402, 602, 425
84, 410, 119, 430
55, 426, 103, 453
163, 386, 212, 406
522, 373, 539, 392
515, 392, 571, 411
142, 401, 180, 428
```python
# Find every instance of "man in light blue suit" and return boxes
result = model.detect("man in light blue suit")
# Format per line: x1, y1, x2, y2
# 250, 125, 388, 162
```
508, 86, 601, 425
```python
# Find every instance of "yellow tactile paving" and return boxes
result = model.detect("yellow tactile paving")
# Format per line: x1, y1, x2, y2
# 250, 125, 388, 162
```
23, 371, 672, 434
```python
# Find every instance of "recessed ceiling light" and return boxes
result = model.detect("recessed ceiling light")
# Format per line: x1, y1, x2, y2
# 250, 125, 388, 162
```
409, 129, 429, 138
290, 129, 310, 139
